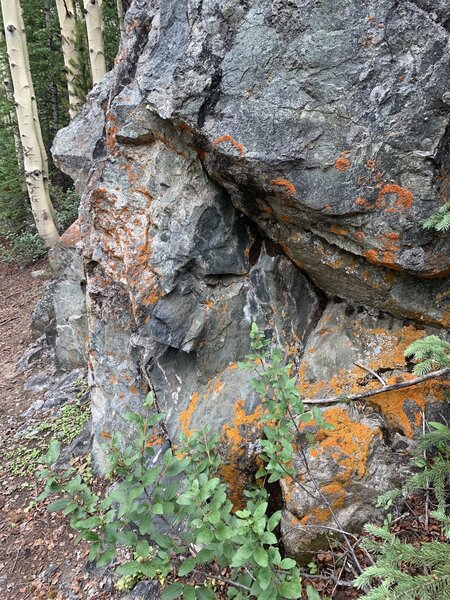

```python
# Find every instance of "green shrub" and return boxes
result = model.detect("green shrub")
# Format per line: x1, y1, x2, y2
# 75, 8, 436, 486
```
36, 325, 330, 599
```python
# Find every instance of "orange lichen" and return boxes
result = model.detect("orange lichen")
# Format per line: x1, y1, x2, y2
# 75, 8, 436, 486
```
179, 392, 200, 437
299, 322, 447, 437
300, 507, 331, 525
145, 434, 164, 448
220, 399, 264, 509
367, 160, 376, 169
211, 135, 246, 158
329, 225, 348, 236
310, 407, 378, 482
270, 179, 297, 196
377, 184, 413, 210
335, 157, 350, 172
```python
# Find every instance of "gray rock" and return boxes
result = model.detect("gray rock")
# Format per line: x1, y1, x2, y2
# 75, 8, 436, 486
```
121, 580, 160, 600
280, 301, 449, 556
55, 420, 93, 468
15, 335, 48, 373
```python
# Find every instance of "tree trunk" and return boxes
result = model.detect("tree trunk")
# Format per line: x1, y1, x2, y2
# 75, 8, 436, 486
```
0, 30, 24, 175
1, 0, 59, 246
15, 4, 54, 206
83, 0, 106, 85
116, 0, 124, 31
56, 0, 83, 119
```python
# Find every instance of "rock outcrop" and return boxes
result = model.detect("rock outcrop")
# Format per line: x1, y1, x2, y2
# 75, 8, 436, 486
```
45, 0, 449, 557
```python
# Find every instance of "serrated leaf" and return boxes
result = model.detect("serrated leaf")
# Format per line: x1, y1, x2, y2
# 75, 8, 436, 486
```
194, 588, 215, 600
116, 561, 141, 576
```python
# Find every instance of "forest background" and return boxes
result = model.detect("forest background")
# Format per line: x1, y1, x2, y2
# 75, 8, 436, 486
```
0, 0, 121, 263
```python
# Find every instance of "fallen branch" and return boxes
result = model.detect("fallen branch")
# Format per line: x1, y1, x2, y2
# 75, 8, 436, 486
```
303, 367, 450, 406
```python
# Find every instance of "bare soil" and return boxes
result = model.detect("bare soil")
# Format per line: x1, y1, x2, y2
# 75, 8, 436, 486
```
0, 260, 118, 600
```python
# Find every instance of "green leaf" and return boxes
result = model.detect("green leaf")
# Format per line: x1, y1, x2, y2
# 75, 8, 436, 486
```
116, 561, 141, 576
195, 548, 215, 564
279, 558, 297, 570
196, 528, 213, 544
47, 498, 70, 512
253, 547, 269, 567
182, 586, 196, 600
267, 511, 281, 531
194, 588, 215, 600
306, 586, 321, 600
257, 567, 272, 590
231, 545, 254, 567
46, 439, 61, 465
253, 502, 268, 519
178, 557, 196, 576
96, 549, 116, 567
279, 579, 302, 599
161, 582, 184, 600
136, 539, 150, 557
260, 531, 277, 545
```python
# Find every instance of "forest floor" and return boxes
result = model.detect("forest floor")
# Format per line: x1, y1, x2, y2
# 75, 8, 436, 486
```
0, 260, 119, 600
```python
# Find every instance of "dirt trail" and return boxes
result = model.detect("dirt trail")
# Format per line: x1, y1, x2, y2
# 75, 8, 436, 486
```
0, 260, 118, 600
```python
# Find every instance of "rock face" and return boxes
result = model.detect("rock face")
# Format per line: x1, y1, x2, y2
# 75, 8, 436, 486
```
31, 222, 88, 372
49, 0, 449, 556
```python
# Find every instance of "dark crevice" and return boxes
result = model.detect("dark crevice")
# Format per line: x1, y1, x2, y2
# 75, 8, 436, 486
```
197, 57, 223, 128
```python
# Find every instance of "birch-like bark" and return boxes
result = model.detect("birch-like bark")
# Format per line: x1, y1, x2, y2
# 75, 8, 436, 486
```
0, 29, 23, 174
15, 2, 58, 225
1, 0, 59, 246
83, 0, 106, 85
56, 0, 83, 118
116, 0, 124, 31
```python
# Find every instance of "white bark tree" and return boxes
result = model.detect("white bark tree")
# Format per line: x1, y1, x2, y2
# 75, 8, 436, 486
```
83, 0, 106, 85
116, 0, 124, 31
56, 0, 83, 119
1, 0, 59, 246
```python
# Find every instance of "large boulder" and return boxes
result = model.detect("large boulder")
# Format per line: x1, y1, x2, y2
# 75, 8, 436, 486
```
48, 0, 449, 550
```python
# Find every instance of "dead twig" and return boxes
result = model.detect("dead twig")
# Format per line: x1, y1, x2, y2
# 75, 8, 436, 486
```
354, 362, 387, 387
303, 368, 449, 406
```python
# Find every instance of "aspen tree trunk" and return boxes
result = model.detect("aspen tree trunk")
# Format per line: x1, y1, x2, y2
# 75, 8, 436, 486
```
56, 0, 83, 119
1, 0, 59, 246
16, 3, 53, 209
116, 0, 124, 31
0, 30, 24, 175
83, 0, 106, 85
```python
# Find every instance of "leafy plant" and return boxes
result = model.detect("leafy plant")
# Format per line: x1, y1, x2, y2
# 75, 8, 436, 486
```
37, 390, 303, 599
35, 327, 337, 598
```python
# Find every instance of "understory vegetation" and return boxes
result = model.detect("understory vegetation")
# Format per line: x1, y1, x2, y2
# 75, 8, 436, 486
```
32, 326, 449, 599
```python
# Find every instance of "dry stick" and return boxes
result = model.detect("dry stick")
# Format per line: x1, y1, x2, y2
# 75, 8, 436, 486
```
300, 571, 354, 587
303, 368, 450, 406
353, 362, 387, 387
